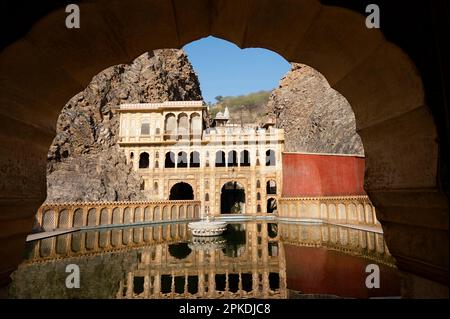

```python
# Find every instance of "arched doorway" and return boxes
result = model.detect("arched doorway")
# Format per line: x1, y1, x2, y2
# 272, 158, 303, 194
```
267, 198, 277, 214
139, 152, 149, 169
221, 181, 245, 214
169, 182, 194, 200
266, 180, 277, 195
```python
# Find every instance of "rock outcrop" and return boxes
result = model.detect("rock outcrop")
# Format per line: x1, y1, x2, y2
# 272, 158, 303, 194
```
267, 64, 364, 155
46, 49, 202, 202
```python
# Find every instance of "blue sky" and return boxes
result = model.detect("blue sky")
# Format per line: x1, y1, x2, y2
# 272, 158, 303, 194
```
183, 36, 291, 104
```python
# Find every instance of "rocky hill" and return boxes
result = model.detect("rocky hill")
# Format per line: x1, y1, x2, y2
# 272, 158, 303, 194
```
210, 91, 270, 124
267, 64, 364, 155
46, 49, 202, 202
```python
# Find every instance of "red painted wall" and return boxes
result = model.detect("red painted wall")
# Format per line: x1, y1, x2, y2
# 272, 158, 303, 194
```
282, 153, 366, 197
284, 244, 400, 298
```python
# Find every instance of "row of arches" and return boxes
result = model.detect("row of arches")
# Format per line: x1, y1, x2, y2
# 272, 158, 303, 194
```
215, 150, 275, 167
40, 204, 201, 231
136, 150, 276, 169
164, 112, 202, 139
279, 201, 377, 225
38, 224, 193, 258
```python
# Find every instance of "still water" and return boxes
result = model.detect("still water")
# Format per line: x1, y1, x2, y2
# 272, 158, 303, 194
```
9, 222, 400, 298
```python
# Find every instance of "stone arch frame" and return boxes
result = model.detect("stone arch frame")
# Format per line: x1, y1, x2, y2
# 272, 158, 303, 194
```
0, 0, 447, 296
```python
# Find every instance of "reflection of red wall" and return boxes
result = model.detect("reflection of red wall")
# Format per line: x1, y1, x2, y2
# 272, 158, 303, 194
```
282, 153, 366, 197
284, 244, 400, 298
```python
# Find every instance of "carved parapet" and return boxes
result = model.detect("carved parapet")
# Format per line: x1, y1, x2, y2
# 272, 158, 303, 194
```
278, 195, 380, 227
36, 200, 201, 232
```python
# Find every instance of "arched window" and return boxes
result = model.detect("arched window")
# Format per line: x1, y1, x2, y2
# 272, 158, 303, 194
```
154, 182, 158, 191
177, 151, 188, 168
130, 152, 134, 159
140, 121, 150, 135
165, 152, 176, 168
267, 198, 277, 214
139, 152, 149, 168
266, 180, 277, 195
190, 113, 202, 138
227, 150, 238, 167
205, 193, 209, 201
178, 113, 189, 139
257, 204, 261, 213
266, 150, 276, 166
256, 180, 261, 188
155, 161, 159, 168
164, 113, 176, 140
190, 151, 200, 167
240, 150, 250, 166
215, 151, 226, 167
257, 192, 261, 200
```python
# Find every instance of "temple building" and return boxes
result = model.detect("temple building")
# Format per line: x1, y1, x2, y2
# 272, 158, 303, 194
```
117, 101, 285, 216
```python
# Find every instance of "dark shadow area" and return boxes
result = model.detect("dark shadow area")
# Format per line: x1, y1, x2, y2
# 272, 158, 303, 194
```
220, 182, 245, 214
169, 182, 194, 200
168, 242, 192, 260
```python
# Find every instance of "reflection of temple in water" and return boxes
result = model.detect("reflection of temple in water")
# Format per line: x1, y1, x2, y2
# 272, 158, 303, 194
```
11, 221, 397, 299
116, 223, 287, 299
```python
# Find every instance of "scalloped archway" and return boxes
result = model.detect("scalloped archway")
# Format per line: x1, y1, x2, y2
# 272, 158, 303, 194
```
0, 0, 447, 297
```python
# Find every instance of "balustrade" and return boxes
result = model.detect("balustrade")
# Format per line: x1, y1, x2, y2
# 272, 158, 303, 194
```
278, 195, 380, 228
36, 200, 201, 232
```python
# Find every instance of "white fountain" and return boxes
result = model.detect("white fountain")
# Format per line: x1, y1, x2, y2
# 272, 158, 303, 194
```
188, 236, 227, 251
188, 206, 227, 237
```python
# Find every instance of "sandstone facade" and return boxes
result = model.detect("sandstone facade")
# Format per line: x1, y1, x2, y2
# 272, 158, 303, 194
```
46, 49, 202, 202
